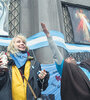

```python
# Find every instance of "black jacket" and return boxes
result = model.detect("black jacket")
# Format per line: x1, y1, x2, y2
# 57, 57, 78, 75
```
0, 56, 49, 100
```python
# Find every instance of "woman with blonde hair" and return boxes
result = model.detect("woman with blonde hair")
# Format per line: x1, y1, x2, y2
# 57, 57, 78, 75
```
0, 34, 49, 100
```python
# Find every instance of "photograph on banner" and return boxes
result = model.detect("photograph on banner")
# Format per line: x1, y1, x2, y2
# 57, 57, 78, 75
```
67, 5, 90, 44
0, 0, 10, 36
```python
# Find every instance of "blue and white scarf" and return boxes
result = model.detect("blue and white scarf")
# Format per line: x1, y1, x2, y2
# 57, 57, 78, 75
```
10, 52, 28, 68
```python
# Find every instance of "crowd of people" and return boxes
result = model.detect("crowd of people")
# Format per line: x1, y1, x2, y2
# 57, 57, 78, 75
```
0, 23, 90, 100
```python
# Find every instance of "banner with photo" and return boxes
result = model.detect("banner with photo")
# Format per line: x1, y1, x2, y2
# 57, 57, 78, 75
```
67, 5, 90, 44
0, 0, 10, 36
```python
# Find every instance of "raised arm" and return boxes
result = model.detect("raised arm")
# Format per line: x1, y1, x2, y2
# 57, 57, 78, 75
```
41, 23, 63, 65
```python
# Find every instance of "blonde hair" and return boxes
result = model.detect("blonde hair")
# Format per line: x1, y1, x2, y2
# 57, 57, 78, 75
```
7, 35, 28, 57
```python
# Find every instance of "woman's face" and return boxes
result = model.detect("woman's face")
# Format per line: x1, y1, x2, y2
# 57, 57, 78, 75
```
65, 57, 76, 65
14, 37, 26, 51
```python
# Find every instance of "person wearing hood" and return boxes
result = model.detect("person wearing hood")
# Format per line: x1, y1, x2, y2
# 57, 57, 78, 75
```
41, 23, 90, 100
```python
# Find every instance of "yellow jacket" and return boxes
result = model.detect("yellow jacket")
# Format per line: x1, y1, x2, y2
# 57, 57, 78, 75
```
12, 61, 31, 100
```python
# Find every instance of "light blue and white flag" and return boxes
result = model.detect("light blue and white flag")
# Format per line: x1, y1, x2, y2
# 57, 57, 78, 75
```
41, 63, 61, 100
1, 30, 90, 53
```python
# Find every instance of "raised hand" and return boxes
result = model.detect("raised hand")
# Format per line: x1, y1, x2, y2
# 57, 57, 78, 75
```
41, 23, 50, 37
